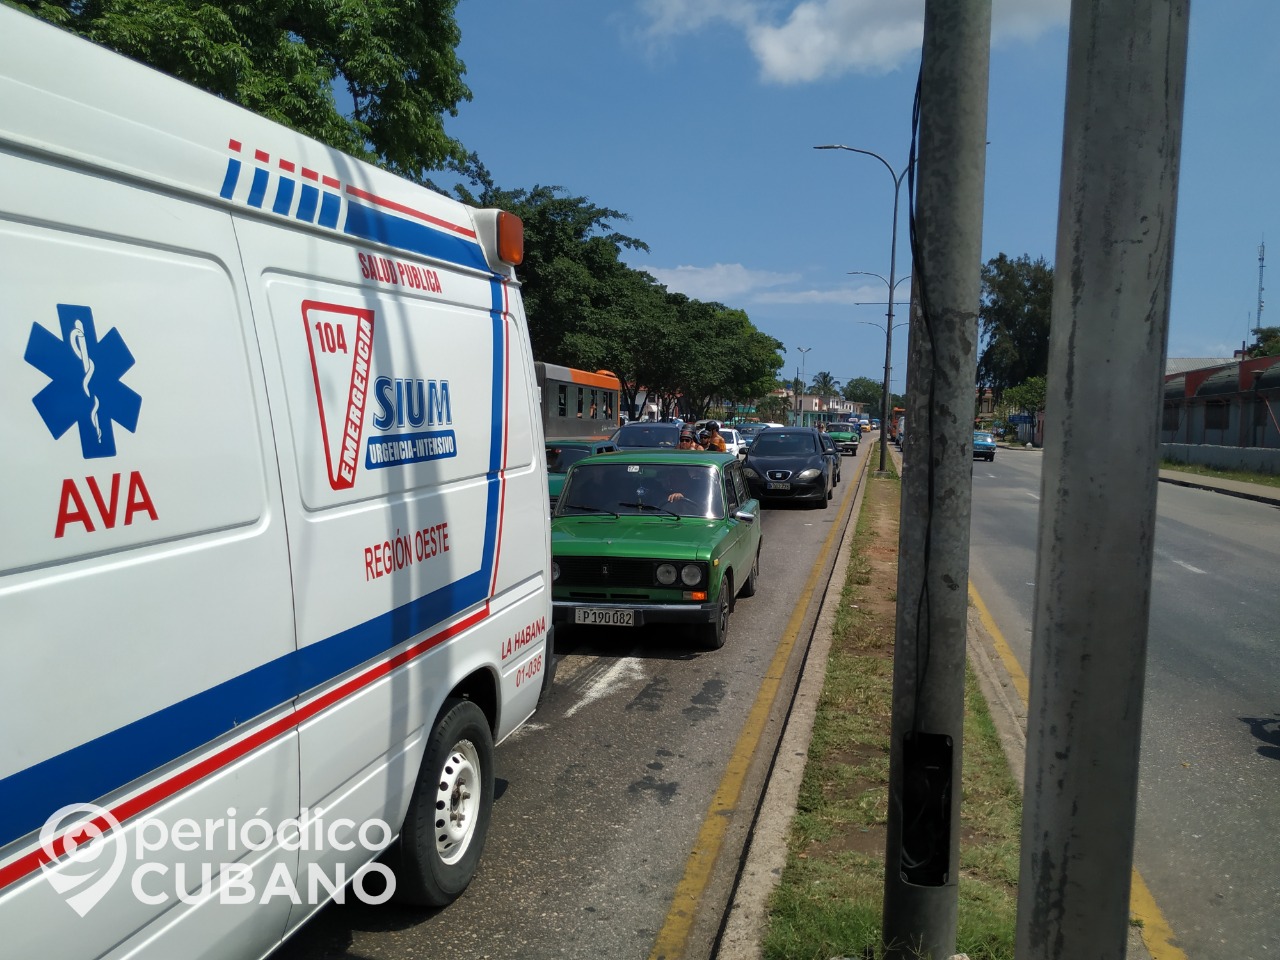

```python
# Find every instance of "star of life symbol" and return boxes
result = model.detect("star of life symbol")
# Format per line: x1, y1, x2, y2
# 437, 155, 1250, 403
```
24, 304, 141, 459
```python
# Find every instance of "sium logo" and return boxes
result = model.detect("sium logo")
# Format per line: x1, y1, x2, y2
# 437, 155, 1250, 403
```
366, 377, 456, 469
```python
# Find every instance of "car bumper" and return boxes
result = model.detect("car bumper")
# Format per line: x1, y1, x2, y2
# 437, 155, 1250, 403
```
552, 600, 718, 626
746, 480, 827, 502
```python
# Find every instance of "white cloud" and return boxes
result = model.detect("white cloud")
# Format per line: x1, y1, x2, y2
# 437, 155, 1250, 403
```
647, 262, 800, 301
638, 0, 1069, 83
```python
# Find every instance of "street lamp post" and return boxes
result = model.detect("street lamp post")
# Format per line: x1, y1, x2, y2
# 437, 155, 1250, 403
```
851, 270, 912, 441
794, 346, 811, 425
815, 144, 911, 472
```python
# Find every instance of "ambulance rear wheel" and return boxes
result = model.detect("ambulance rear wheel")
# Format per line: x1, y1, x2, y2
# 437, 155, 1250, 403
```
394, 699, 494, 906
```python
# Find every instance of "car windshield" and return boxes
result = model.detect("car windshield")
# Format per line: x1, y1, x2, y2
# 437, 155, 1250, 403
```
974, 432, 994, 442
613, 424, 681, 448
720, 429, 739, 443
750, 432, 818, 456
557, 461, 723, 519
828, 423, 855, 434
545, 445, 595, 473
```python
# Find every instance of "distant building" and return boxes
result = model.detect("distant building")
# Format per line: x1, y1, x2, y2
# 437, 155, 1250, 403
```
1162, 355, 1280, 448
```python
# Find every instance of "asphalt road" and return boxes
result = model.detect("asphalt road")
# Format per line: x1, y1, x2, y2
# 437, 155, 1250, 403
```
274, 451, 867, 960
969, 449, 1280, 960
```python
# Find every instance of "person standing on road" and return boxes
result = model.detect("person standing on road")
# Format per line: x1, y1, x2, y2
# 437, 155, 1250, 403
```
701, 421, 727, 453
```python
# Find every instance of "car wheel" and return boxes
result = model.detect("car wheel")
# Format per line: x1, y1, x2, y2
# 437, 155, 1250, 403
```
392, 699, 494, 906
739, 547, 760, 598
987, 454, 995, 461
701, 575, 732, 650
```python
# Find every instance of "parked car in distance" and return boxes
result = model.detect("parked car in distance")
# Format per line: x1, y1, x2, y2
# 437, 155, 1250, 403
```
741, 427, 834, 508
550, 452, 763, 649
612, 421, 683, 449
973, 430, 997, 461
546, 438, 619, 510
825, 421, 861, 456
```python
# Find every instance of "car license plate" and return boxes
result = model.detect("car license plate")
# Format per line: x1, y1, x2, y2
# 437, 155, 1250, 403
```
574, 607, 635, 626
766, 481, 791, 490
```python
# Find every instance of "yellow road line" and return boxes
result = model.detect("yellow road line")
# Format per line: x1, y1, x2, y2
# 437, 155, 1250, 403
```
648, 447, 866, 960
968, 581, 1188, 960
968, 583, 1029, 705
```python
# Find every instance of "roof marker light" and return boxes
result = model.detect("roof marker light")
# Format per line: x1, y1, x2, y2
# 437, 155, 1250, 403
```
497, 211, 524, 266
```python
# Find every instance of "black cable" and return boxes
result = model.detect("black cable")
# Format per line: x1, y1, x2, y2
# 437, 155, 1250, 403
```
907, 63, 939, 735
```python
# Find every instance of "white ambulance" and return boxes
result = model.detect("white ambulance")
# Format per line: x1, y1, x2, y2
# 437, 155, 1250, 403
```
0, 9, 553, 958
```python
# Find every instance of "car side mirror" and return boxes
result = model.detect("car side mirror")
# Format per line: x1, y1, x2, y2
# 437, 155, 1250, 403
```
733, 509, 756, 523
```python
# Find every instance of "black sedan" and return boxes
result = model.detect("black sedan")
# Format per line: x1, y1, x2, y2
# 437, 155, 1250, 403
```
740, 427, 834, 508
611, 421, 682, 450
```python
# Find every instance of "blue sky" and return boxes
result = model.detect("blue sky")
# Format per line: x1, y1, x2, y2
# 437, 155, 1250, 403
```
442, 1, 1278, 391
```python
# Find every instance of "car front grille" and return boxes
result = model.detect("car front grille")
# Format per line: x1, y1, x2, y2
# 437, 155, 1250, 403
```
556, 556, 655, 588
767, 469, 792, 481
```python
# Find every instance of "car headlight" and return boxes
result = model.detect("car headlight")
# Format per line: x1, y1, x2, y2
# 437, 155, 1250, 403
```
655, 563, 678, 585
742, 466, 760, 479
796, 468, 822, 480
552, 560, 560, 581
681, 564, 703, 587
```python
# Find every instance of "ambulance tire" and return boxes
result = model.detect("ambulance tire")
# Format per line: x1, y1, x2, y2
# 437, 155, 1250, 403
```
394, 699, 494, 907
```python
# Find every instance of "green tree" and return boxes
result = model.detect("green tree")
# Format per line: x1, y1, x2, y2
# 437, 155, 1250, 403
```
755, 394, 791, 422
978, 253, 1054, 399
809, 371, 841, 397
841, 376, 884, 407
13, 0, 472, 177
446, 156, 653, 365
1248, 326, 1280, 357
1002, 376, 1047, 416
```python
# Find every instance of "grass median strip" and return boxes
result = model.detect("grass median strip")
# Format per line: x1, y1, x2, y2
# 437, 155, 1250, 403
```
762, 463, 1021, 960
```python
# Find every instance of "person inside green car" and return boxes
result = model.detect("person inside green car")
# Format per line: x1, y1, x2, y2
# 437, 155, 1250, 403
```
663, 463, 713, 513
561, 461, 719, 518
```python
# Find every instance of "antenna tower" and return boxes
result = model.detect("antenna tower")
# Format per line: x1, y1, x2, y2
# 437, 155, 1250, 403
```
1257, 239, 1266, 335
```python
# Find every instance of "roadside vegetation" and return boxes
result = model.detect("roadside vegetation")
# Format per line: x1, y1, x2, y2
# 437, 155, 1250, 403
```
1160, 459, 1280, 490
762, 454, 1022, 960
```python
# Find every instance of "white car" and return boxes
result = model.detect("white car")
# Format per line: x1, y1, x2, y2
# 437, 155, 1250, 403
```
718, 427, 744, 456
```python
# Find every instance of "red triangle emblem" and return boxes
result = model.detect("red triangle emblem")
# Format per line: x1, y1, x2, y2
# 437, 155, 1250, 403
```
302, 300, 376, 490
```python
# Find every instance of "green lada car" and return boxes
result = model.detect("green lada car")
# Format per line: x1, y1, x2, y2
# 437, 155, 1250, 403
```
826, 421, 860, 455
551, 451, 763, 649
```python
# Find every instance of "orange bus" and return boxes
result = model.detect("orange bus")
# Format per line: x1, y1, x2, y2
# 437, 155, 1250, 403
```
535, 362, 622, 439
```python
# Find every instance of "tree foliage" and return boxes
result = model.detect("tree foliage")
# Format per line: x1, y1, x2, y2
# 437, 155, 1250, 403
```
978, 254, 1054, 399
1001, 376, 1047, 416
445, 157, 783, 420
12, 0, 472, 176
809, 371, 841, 397
841, 376, 884, 406
1248, 326, 1280, 357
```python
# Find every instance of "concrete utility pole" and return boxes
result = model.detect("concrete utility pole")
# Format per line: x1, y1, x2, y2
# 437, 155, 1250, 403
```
1016, 3, 1190, 959
881, 1, 989, 957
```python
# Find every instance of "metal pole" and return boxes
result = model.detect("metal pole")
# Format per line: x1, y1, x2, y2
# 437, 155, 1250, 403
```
882, 183, 901, 472
1017, 2, 1189, 958
881, 0, 990, 957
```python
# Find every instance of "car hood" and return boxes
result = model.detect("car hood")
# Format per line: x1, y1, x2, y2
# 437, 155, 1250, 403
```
552, 516, 724, 560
